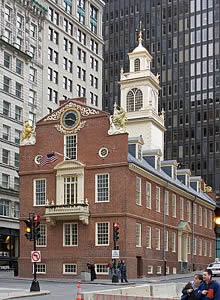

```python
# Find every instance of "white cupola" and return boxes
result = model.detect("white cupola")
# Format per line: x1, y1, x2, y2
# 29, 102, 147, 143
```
119, 22, 165, 159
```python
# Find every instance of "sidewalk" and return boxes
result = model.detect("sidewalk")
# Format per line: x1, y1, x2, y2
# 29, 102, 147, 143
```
0, 271, 196, 299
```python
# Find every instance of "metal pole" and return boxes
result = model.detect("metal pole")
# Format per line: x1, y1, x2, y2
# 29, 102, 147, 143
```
112, 238, 119, 283
30, 213, 40, 292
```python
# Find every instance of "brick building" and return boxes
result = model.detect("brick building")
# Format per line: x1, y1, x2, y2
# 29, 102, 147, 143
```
19, 38, 216, 278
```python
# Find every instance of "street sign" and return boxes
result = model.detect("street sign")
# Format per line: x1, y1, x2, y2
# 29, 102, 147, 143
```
31, 251, 41, 263
112, 250, 119, 259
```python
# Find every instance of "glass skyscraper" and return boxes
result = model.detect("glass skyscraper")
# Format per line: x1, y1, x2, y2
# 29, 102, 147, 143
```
103, 0, 220, 198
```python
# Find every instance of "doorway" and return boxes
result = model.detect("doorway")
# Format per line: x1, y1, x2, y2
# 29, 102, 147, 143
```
136, 256, 143, 278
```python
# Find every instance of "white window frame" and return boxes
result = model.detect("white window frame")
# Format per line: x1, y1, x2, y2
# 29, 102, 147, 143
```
95, 264, 108, 275
33, 179, 46, 206
147, 265, 153, 274
64, 135, 77, 160
187, 235, 191, 254
204, 208, 207, 228
95, 222, 109, 246
63, 223, 78, 247
146, 182, 151, 209
156, 266, 162, 274
193, 238, 197, 255
63, 264, 77, 274
136, 223, 142, 247
164, 190, 169, 216
166, 266, 169, 274
155, 186, 160, 212
199, 206, 202, 226
209, 241, 212, 257
136, 177, 141, 206
33, 264, 46, 274
180, 197, 184, 220
36, 224, 47, 247
208, 210, 213, 229
186, 200, 191, 222
199, 239, 202, 256
171, 232, 176, 252
155, 228, 160, 250
95, 173, 110, 203
172, 194, 176, 217
204, 240, 207, 256
164, 230, 168, 251
193, 203, 197, 224
146, 226, 152, 249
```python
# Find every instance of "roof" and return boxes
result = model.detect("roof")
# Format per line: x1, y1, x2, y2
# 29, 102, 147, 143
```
128, 153, 216, 206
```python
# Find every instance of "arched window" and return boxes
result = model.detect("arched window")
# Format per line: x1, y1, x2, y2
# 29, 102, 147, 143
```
126, 88, 143, 112
134, 58, 140, 71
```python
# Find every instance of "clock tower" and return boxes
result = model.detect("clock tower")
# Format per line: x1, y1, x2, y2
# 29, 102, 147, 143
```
119, 26, 166, 159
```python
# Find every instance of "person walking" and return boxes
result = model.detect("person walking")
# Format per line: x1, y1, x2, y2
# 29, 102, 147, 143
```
181, 274, 203, 300
196, 269, 220, 300
87, 263, 96, 281
119, 260, 128, 283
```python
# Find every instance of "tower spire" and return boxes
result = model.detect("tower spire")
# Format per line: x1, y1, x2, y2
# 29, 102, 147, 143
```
137, 20, 144, 45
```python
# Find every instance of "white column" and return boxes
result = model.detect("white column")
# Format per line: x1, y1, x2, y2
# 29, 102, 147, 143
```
178, 231, 182, 262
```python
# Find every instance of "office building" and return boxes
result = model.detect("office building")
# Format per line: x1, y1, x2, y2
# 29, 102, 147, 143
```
103, 0, 220, 198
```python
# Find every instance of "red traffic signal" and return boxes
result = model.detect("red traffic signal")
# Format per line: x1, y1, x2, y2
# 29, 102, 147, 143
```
113, 222, 119, 241
33, 215, 40, 222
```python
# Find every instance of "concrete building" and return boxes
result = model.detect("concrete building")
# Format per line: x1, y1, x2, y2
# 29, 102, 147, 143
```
0, 0, 104, 270
102, 0, 220, 199
19, 40, 216, 278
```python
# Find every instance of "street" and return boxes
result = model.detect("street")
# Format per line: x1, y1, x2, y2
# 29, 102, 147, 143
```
1, 275, 220, 300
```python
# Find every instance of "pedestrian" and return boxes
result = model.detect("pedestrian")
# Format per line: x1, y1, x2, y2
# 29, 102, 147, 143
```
87, 263, 96, 281
181, 274, 203, 300
196, 269, 220, 300
119, 260, 128, 283
108, 261, 113, 279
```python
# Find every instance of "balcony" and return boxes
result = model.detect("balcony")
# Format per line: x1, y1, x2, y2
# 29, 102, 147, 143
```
44, 200, 90, 225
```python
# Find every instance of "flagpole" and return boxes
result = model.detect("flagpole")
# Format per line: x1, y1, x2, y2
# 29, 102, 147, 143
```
54, 151, 71, 160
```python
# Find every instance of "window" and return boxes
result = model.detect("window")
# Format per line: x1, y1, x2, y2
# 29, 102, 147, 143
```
16, 13, 24, 29
5, 5, 12, 22
155, 228, 160, 250
136, 223, 141, 247
63, 264, 77, 274
134, 58, 140, 71
30, 23, 37, 39
64, 176, 78, 204
4, 52, 11, 69
0, 199, 9, 216
29, 67, 37, 82
90, 39, 98, 54
36, 224, 47, 247
15, 82, 23, 98
29, 90, 36, 105
199, 206, 202, 226
77, 29, 86, 45
204, 208, 207, 228
180, 197, 184, 220
77, 47, 86, 63
65, 135, 77, 160
208, 211, 212, 229
2, 149, 10, 165
4, 28, 11, 43
164, 191, 169, 216
186, 200, 191, 222
127, 88, 143, 112
156, 266, 162, 274
171, 232, 176, 252
147, 266, 153, 274
29, 112, 36, 126
146, 182, 151, 209
3, 101, 10, 117
2, 174, 9, 189
90, 4, 98, 34
3, 76, 11, 93
146, 226, 152, 248
34, 179, 46, 206
136, 177, 141, 205
14, 177, 19, 191
15, 106, 22, 121
96, 222, 109, 246
15, 130, 21, 144
48, 27, 59, 44
193, 238, 197, 255
199, 239, 202, 256
193, 203, 197, 224
209, 241, 212, 257
77, 0, 85, 24
95, 174, 109, 202
90, 92, 98, 106
63, 0, 72, 14
14, 152, 19, 168
164, 230, 168, 251
63, 223, 78, 246
2, 125, 10, 140
90, 56, 98, 71
35, 264, 46, 274
156, 186, 160, 212
172, 194, 176, 217
95, 264, 108, 275
48, 7, 59, 25
16, 59, 23, 75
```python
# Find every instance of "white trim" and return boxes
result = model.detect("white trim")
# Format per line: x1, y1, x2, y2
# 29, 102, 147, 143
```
32, 263, 46, 274
33, 178, 46, 206
95, 173, 110, 203
95, 222, 110, 246
63, 223, 78, 247
156, 266, 162, 274
36, 224, 47, 248
64, 134, 77, 160
147, 265, 153, 274
136, 176, 142, 206
146, 182, 151, 209
95, 263, 108, 275
155, 186, 160, 212
63, 263, 77, 274
146, 225, 152, 248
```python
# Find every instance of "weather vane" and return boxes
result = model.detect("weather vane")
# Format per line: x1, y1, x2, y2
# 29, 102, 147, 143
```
136, 20, 145, 45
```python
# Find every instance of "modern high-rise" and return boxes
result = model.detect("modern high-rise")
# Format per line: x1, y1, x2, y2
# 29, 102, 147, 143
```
0, 0, 104, 270
103, 0, 220, 198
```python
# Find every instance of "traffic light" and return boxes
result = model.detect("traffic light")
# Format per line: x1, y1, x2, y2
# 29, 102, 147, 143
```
24, 219, 33, 240
33, 215, 41, 240
113, 222, 119, 242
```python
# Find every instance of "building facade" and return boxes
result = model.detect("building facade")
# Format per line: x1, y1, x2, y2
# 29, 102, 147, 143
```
0, 0, 104, 270
19, 42, 216, 277
102, 0, 220, 199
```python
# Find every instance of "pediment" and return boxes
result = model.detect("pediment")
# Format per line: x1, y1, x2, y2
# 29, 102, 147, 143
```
54, 160, 85, 171
177, 221, 191, 233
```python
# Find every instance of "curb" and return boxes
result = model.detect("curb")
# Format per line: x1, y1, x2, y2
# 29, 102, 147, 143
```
0, 290, 50, 300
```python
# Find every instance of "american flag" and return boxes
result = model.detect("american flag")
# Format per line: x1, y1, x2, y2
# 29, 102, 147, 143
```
39, 153, 58, 166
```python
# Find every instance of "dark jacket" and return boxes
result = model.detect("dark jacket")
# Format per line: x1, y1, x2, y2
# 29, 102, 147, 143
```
196, 280, 220, 300
182, 281, 202, 300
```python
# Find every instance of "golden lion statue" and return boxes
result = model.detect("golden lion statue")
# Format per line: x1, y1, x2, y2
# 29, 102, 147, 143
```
112, 106, 127, 129
21, 121, 35, 142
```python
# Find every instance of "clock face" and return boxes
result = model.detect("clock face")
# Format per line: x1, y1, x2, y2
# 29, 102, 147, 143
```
61, 109, 80, 130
